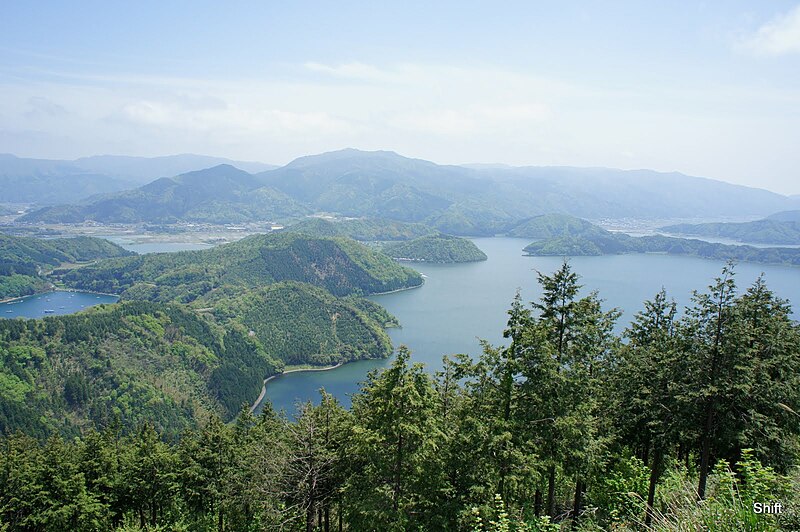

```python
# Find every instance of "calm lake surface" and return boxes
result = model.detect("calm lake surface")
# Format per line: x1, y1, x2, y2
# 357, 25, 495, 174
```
102, 236, 214, 255
2, 291, 119, 319
260, 237, 800, 416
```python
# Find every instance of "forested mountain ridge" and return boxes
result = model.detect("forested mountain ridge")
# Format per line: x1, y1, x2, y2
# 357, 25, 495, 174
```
0, 153, 275, 204
660, 218, 800, 245
0, 233, 133, 299
20, 165, 308, 224
382, 234, 488, 263
13, 149, 800, 233
59, 232, 423, 301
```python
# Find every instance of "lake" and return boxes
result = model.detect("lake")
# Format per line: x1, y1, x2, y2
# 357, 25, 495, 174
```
101, 235, 214, 254
2, 290, 119, 319
259, 237, 800, 416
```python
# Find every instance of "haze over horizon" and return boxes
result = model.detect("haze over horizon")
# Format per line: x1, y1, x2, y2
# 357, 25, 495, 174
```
2, 1, 800, 193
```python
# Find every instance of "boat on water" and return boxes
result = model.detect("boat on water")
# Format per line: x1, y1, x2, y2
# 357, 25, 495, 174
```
44, 309, 55, 313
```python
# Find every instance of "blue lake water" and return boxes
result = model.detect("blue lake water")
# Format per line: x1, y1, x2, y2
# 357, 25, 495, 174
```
260, 237, 800, 416
2, 291, 119, 319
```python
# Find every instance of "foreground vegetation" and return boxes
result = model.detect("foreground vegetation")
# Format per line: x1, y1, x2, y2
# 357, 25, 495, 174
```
1, 262, 798, 530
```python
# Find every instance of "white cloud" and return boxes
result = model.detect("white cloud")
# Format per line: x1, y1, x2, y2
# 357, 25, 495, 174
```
742, 4, 800, 55
118, 98, 353, 137
304, 61, 412, 83
393, 104, 551, 137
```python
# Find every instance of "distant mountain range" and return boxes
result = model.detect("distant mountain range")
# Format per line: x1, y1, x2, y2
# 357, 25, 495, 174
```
0, 153, 276, 204
11, 149, 800, 232
22, 164, 307, 224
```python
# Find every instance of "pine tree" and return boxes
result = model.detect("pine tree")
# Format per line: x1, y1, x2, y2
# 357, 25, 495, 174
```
344, 346, 444, 530
615, 288, 680, 524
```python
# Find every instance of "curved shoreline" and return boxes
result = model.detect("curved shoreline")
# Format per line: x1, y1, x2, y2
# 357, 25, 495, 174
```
250, 361, 344, 413
369, 279, 425, 296
1, 288, 120, 305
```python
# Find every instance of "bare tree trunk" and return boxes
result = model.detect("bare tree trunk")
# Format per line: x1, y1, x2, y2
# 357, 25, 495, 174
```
698, 400, 715, 499
645, 449, 663, 526
547, 465, 556, 518
572, 478, 584, 520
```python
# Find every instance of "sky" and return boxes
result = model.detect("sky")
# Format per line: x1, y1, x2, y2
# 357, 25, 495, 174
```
1, 1, 799, 194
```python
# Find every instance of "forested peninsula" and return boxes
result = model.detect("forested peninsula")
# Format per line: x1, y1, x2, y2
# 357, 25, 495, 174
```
0, 233, 132, 300
521, 215, 800, 266
59, 232, 423, 301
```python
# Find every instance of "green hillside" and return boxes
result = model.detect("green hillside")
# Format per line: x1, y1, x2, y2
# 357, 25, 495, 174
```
0, 234, 132, 299
0, 301, 278, 438
660, 218, 800, 245
284, 217, 437, 241
20, 165, 308, 224
60, 232, 423, 301
211, 282, 393, 367
382, 234, 488, 263
0, 280, 397, 438
506, 213, 608, 239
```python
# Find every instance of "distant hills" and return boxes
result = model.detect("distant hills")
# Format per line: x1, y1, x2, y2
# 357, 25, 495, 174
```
0, 153, 276, 205
523, 214, 800, 266
766, 210, 800, 223
11, 149, 800, 231
21, 165, 307, 224
660, 217, 800, 245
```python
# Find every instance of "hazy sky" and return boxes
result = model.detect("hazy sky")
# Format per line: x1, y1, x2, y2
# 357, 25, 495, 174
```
1, 1, 799, 193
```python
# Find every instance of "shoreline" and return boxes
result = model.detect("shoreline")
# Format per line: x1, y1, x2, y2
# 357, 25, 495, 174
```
2, 288, 120, 305
249, 361, 345, 413
370, 279, 425, 296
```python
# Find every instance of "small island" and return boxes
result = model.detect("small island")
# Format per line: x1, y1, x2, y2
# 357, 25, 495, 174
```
382, 234, 487, 263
